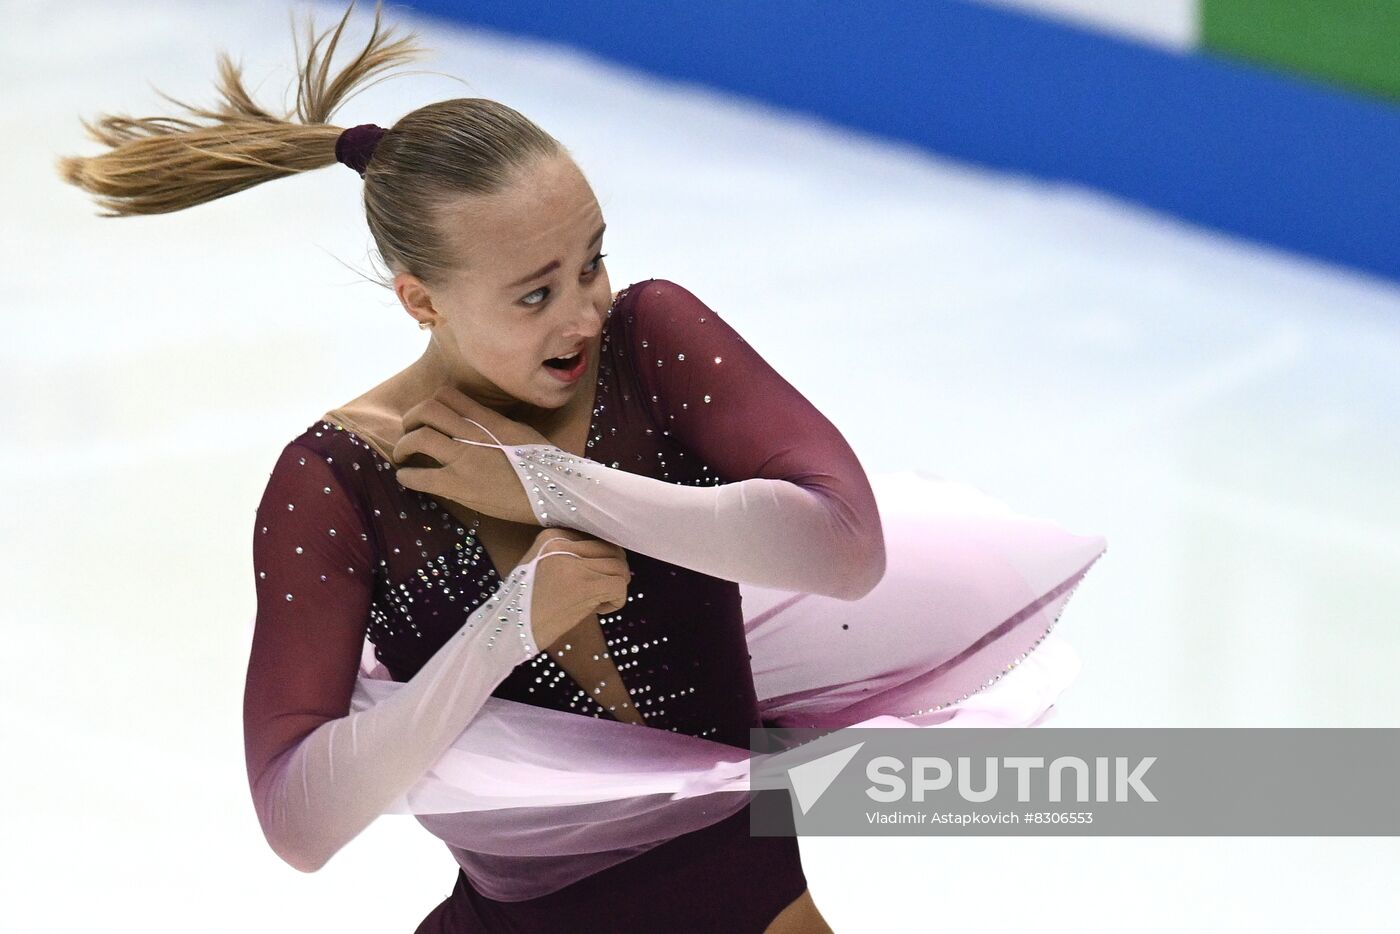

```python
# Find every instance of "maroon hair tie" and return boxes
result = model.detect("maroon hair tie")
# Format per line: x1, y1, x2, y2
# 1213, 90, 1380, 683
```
335, 123, 387, 177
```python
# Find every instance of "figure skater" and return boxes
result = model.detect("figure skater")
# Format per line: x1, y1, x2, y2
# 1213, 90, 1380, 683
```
57, 2, 1105, 930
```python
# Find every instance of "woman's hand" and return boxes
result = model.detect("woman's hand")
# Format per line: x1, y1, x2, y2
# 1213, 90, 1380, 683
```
519, 528, 631, 650
391, 386, 552, 525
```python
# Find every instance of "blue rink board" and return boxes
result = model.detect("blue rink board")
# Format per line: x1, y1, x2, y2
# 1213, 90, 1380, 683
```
405, 0, 1400, 284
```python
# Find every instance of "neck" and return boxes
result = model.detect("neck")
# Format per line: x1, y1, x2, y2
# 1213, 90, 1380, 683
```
396, 340, 577, 436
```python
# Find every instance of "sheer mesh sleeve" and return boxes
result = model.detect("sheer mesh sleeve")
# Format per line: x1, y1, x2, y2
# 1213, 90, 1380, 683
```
455, 279, 885, 600
243, 442, 540, 872
631, 277, 884, 566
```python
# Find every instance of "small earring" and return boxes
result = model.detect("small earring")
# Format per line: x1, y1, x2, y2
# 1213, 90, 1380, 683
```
418, 321, 430, 330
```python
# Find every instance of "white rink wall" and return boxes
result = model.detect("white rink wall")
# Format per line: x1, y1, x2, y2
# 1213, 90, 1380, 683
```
970, 0, 1200, 48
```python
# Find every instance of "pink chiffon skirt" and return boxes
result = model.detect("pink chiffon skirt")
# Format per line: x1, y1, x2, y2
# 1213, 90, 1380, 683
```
351, 470, 1107, 900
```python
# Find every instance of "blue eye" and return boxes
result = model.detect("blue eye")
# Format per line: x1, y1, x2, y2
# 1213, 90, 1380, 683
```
520, 252, 607, 308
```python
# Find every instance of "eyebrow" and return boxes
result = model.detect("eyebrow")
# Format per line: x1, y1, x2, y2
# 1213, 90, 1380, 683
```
505, 223, 607, 289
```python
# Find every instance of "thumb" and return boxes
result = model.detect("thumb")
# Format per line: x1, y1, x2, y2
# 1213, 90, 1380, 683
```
394, 465, 423, 486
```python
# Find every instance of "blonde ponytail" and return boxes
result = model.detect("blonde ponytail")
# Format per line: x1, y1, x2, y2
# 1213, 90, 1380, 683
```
58, 0, 564, 292
55, 0, 427, 216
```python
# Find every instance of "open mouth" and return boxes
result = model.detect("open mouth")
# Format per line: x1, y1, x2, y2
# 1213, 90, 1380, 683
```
543, 346, 587, 380
543, 349, 582, 370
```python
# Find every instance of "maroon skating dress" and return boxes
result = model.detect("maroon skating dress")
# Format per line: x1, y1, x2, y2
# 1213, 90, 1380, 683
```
244, 278, 882, 932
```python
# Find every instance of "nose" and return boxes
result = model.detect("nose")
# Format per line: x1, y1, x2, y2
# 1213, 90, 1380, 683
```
565, 293, 605, 341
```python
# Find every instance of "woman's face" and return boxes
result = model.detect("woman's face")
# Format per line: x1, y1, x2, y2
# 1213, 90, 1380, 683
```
396, 152, 611, 418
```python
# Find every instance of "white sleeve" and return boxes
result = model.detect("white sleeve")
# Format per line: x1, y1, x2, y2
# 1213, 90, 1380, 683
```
452, 427, 881, 602
250, 548, 555, 873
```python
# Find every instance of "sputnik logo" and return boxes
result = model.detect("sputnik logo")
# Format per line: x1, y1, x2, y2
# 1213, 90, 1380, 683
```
786, 742, 866, 814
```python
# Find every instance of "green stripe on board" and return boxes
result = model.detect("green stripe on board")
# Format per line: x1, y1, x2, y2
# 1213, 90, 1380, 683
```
1201, 0, 1400, 102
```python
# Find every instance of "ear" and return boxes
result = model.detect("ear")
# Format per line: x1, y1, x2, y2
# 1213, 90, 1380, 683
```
394, 271, 438, 328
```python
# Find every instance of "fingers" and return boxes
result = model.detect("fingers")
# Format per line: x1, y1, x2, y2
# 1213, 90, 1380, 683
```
391, 424, 457, 468
401, 395, 503, 451
393, 466, 443, 498
432, 386, 551, 446
525, 527, 630, 575
553, 557, 628, 616
400, 398, 462, 438
579, 556, 632, 607
595, 564, 630, 614
392, 426, 468, 499
597, 594, 627, 615
598, 556, 631, 580
528, 543, 631, 622
529, 542, 630, 585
